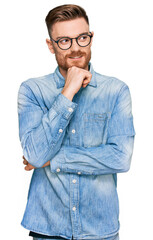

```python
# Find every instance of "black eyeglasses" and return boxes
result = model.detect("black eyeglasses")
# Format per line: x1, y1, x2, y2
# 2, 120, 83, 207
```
50, 32, 93, 50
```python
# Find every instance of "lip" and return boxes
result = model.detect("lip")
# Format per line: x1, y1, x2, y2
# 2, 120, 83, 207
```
69, 56, 83, 60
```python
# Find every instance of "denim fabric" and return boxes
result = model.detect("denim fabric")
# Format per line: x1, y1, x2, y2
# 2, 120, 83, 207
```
17, 62, 135, 240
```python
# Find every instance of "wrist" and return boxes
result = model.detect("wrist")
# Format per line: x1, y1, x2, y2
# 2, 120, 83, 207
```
61, 88, 74, 101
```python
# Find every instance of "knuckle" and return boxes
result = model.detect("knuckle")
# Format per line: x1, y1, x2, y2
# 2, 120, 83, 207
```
71, 66, 76, 70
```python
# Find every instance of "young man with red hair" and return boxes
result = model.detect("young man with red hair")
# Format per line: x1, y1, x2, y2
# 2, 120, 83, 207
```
18, 4, 135, 240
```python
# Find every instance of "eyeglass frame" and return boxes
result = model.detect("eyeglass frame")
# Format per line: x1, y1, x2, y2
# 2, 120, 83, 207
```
50, 32, 93, 50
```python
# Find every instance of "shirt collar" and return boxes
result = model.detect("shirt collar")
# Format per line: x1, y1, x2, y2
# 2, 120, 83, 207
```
53, 62, 97, 89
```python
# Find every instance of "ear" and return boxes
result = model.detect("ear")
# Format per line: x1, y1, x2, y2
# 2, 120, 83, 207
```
46, 38, 55, 54
90, 31, 94, 46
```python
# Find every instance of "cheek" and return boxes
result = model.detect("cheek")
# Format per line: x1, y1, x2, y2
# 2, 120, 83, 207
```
55, 52, 65, 61
87, 45, 92, 52
55, 49, 67, 59
84, 46, 91, 55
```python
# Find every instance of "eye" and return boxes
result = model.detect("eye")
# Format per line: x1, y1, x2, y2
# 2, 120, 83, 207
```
59, 38, 70, 45
78, 35, 88, 42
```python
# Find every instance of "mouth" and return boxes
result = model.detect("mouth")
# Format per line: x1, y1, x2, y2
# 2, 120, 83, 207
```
69, 56, 83, 60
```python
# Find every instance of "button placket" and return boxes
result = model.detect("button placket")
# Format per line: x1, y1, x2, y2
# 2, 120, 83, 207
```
72, 206, 76, 211
72, 179, 77, 184
70, 174, 81, 236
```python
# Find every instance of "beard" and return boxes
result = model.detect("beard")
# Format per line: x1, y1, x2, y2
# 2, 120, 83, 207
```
55, 49, 91, 72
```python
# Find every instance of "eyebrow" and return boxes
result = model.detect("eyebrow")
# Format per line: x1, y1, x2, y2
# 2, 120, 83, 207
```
56, 32, 89, 40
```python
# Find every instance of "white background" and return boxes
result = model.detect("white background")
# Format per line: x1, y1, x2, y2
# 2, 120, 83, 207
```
0, 0, 153, 239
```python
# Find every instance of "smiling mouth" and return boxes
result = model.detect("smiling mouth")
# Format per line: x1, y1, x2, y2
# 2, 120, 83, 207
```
69, 56, 82, 59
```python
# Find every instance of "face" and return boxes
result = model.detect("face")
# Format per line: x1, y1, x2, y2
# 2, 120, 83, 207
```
46, 18, 94, 77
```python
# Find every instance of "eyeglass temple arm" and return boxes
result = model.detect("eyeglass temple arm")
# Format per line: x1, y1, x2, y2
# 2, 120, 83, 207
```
50, 37, 58, 43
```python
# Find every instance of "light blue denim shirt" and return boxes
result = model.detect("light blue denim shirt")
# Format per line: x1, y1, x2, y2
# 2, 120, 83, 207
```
17, 62, 135, 240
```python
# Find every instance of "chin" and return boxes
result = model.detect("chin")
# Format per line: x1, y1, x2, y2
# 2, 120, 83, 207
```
68, 61, 88, 70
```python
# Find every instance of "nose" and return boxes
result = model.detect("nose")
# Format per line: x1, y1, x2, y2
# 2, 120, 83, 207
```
70, 38, 80, 51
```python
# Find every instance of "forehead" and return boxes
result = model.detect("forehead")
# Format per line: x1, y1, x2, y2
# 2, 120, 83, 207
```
51, 18, 89, 38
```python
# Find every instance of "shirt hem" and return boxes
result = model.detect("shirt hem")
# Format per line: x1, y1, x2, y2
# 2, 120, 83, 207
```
21, 222, 119, 240
76, 226, 119, 240
21, 222, 72, 239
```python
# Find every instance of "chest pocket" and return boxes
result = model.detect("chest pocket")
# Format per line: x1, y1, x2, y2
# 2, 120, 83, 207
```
83, 113, 108, 147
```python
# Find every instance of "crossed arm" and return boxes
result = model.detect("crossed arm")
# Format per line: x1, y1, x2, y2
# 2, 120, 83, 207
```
19, 83, 135, 175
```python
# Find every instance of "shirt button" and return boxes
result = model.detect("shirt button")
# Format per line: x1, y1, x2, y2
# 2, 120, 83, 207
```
72, 129, 75, 134
77, 172, 81, 175
68, 107, 73, 112
72, 206, 76, 211
56, 168, 60, 172
59, 129, 63, 133
72, 179, 77, 183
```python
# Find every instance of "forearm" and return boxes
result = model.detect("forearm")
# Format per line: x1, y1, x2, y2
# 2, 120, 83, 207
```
18, 83, 78, 168
50, 135, 135, 175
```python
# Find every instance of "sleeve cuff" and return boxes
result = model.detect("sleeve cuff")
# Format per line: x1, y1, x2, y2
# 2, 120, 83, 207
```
50, 146, 84, 175
50, 147, 65, 173
52, 93, 78, 119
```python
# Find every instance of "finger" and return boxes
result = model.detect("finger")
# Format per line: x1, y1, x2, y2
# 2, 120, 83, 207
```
23, 159, 28, 165
24, 164, 32, 171
22, 155, 28, 161
83, 74, 92, 82
82, 80, 90, 87
82, 84, 88, 88
25, 166, 31, 171
25, 163, 35, 170
83, 79, 90, 84
24, 165, 30, 171
85, 72, 92, 79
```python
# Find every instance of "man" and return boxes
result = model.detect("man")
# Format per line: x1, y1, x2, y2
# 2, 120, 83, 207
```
17, 4, 135, 240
